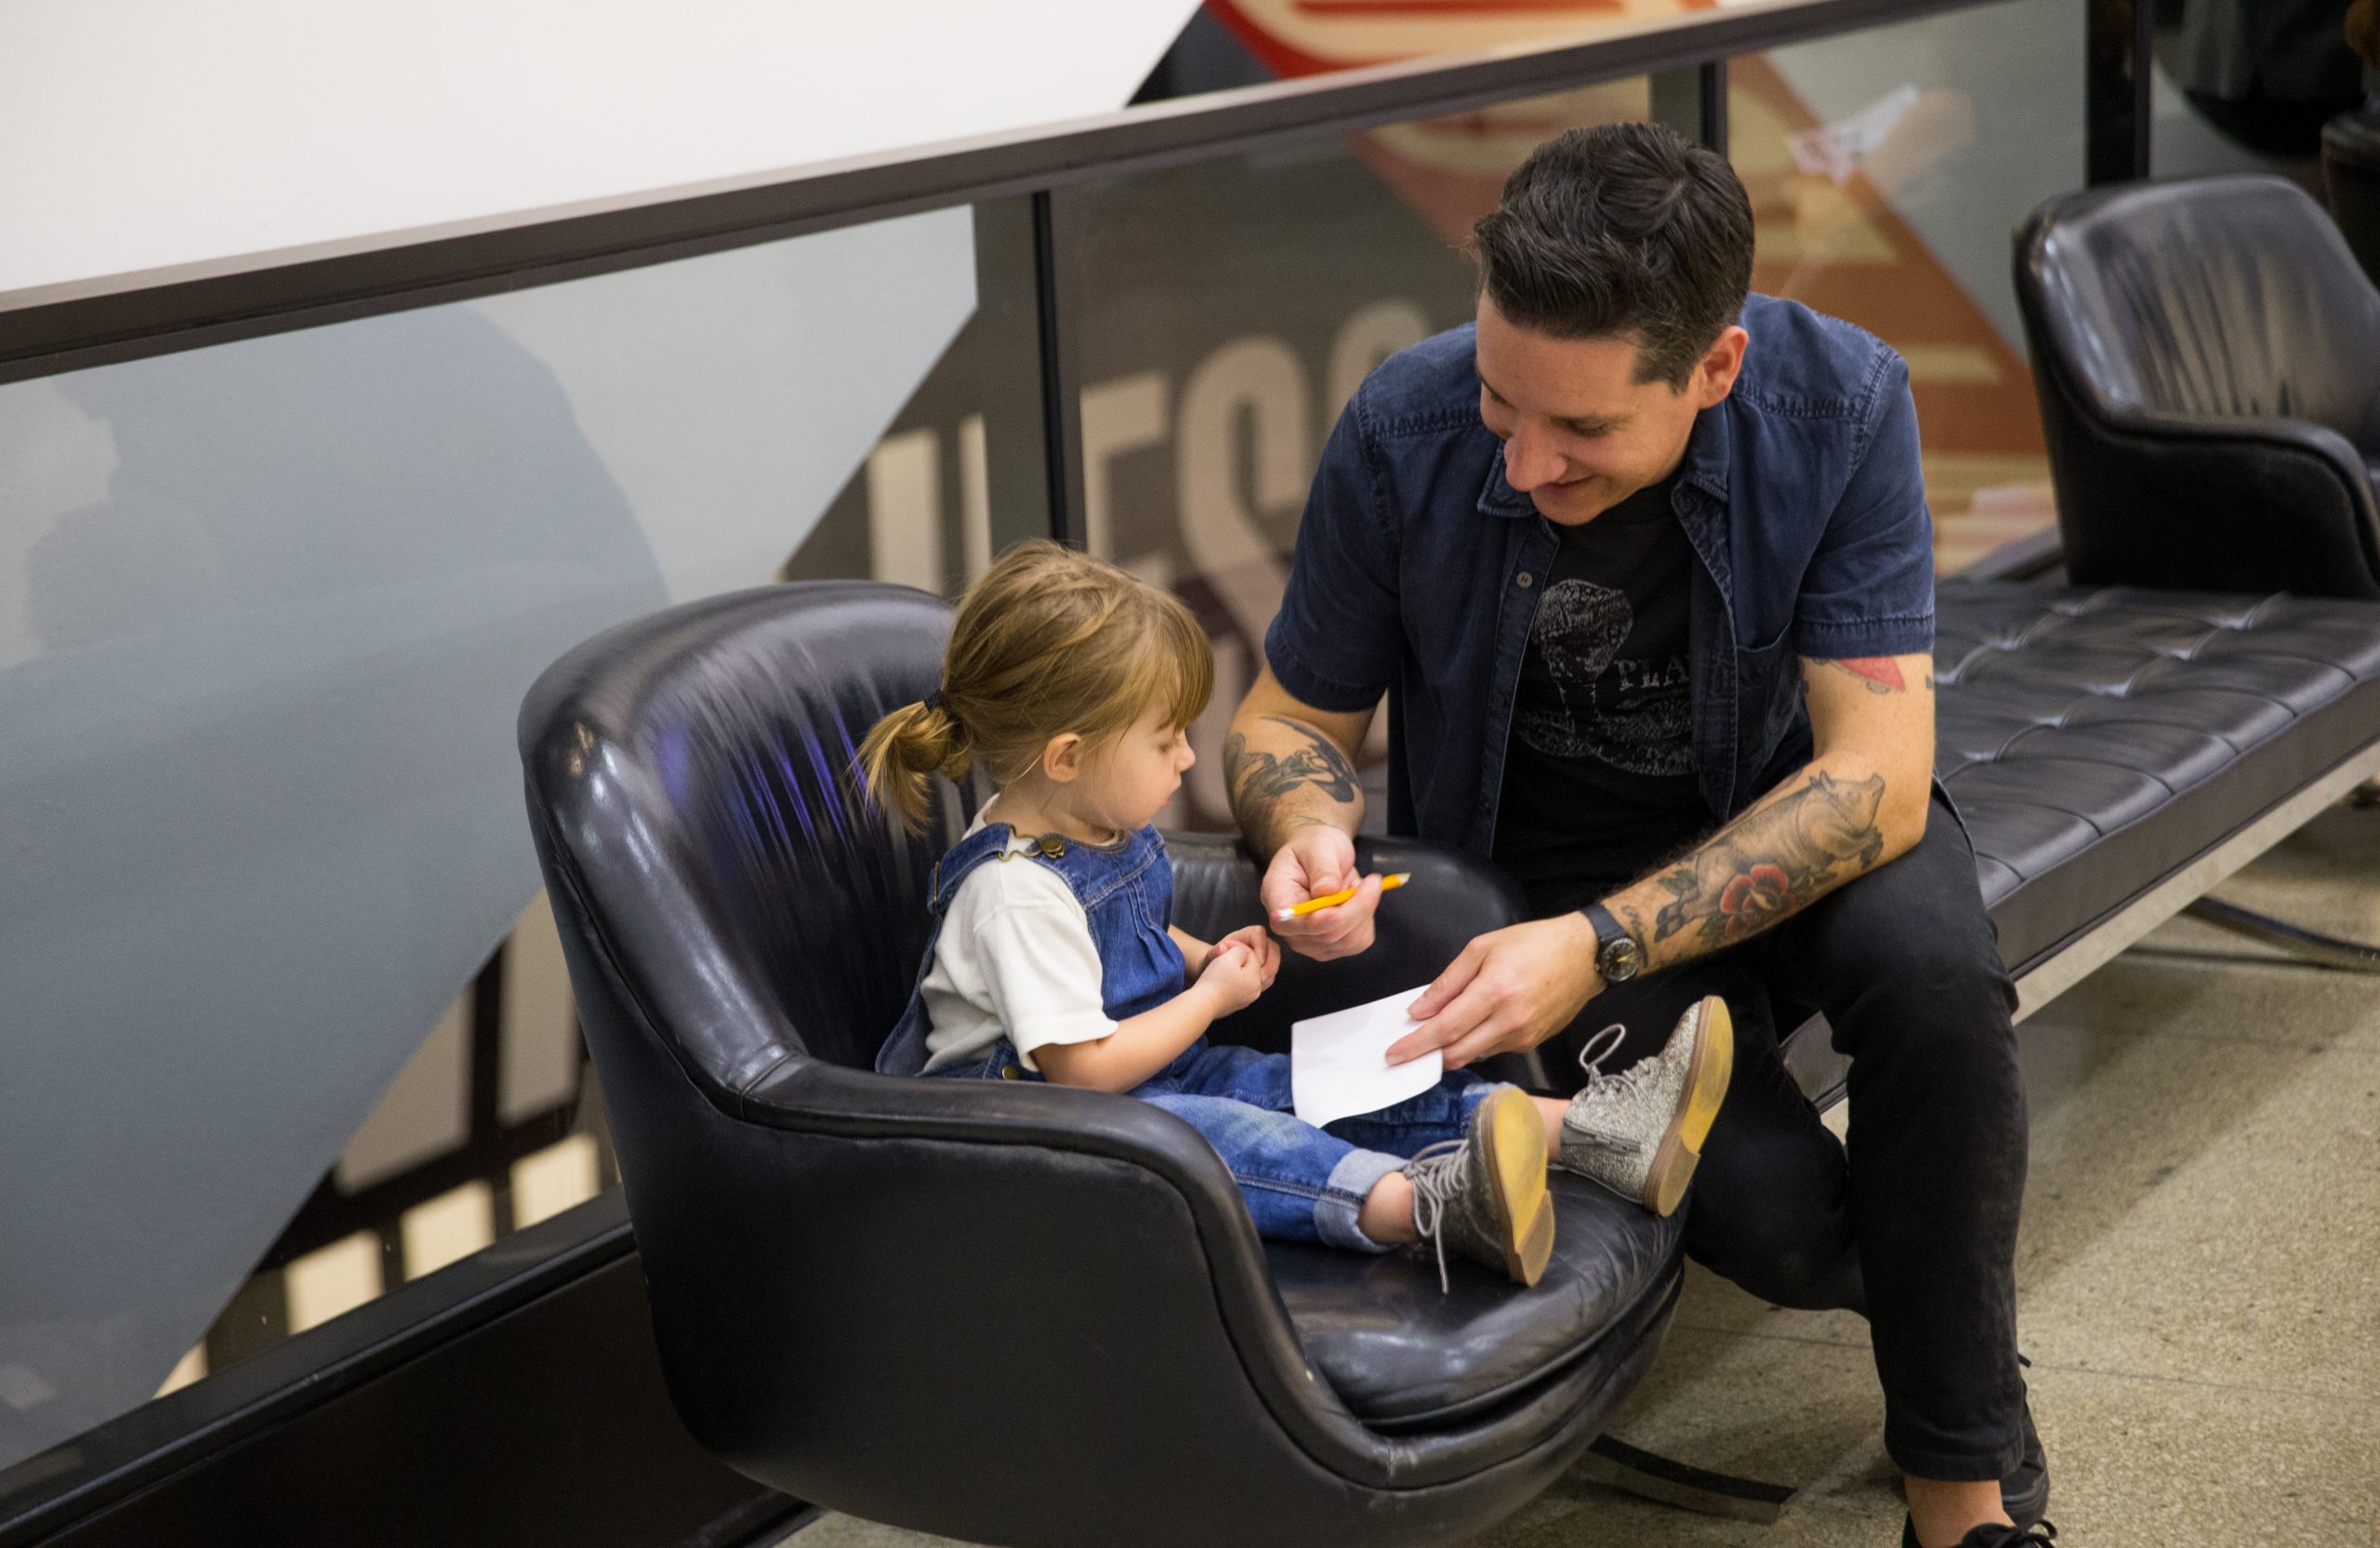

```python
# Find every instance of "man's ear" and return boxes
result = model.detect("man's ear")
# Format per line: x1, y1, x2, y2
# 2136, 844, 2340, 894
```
1040, 732, 1085, 785
1691, 324, 1750, 410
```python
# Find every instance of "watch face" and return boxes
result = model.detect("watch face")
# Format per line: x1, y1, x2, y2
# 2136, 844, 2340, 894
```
1602, 937, 1643, 981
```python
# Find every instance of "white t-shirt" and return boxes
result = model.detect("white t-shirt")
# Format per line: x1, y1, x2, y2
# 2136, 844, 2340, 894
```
917, 812, 1121, 1074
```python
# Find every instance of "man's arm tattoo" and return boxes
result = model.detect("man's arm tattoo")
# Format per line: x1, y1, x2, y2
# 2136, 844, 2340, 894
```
1818, 656, 1911, 694
1637, 770, 1890, 951
1815, 655, 1939, 695
1223, 715, 1358, 837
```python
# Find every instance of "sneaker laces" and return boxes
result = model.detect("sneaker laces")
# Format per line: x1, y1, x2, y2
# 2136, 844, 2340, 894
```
1565, 1024, 1645, 1155
1401, 1139, 1467, 1294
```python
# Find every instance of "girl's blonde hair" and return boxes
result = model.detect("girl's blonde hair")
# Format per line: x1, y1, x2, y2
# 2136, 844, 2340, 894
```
858, 540, 1214, 830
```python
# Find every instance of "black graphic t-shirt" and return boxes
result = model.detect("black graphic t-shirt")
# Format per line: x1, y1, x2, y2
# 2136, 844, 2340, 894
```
1492, 477, 1714, 914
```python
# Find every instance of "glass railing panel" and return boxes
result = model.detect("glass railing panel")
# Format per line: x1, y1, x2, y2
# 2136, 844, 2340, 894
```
785, 197, 1051, 597
2148, 1, 2369, 186
0, 203, 1001, 1469
794, 87, 1659, 835
1086, 86, 1688, 833
1731, 0, 2086, 573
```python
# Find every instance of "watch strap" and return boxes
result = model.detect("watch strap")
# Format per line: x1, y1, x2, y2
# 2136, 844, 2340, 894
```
1580, 901, 1643, 981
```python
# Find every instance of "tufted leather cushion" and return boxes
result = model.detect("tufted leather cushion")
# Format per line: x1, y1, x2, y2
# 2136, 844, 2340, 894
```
1937, 581, 2380, 973
1163, 830, 1674, 1428
1269, 1175, 1684, 1428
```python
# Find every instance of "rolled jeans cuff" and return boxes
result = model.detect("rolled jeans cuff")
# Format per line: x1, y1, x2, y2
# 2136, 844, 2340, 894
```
1884, 1413, 2025, 1484
1316, 1148, 1408, 1252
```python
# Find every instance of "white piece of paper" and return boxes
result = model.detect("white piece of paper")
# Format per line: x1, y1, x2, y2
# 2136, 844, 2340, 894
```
1290, 986, 1443, 1130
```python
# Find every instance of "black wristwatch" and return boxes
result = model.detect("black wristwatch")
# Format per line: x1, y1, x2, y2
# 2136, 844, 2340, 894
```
1579, 902, 1644, 984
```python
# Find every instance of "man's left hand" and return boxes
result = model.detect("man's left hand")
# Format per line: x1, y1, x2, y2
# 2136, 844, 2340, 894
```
1388, 913, 1603, 1069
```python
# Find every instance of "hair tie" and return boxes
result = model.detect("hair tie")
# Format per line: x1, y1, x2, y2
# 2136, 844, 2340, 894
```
923, 689, 949, 718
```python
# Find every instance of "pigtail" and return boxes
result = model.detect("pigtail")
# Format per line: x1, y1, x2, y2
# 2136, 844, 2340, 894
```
858, 695, 972, 832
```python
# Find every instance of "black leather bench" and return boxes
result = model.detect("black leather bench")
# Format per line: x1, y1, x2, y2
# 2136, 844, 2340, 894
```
1754, 577, 2380, 1118
1937, 579, 2380, 999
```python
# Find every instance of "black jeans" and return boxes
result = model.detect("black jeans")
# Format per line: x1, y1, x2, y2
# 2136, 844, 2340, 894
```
1543, 791, 2028, 1480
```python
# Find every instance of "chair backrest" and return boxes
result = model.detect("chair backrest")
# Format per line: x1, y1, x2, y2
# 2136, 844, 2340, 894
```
2021, 175, 2380, 436
2016, 176, 2380, 597
520, 581, 969, 1086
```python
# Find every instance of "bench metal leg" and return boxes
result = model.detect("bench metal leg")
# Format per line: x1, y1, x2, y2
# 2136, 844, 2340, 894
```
2183, 896, 2380, 972
1578, 1435, 1797, 1523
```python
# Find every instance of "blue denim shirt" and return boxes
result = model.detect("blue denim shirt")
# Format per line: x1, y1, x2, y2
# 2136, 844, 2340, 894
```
1263, 295, 1935, 857
876, 820, 1189, 1078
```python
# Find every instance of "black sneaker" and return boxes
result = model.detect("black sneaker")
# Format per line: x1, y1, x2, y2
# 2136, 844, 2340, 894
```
2003, 1378, 2049, 1528
1900, 1517, 2058, 1547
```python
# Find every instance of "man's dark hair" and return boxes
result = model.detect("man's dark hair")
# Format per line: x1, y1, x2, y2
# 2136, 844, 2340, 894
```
1471, 122, 1754, 389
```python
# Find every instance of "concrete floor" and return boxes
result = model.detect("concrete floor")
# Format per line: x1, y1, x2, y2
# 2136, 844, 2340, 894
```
779, 801, 2380, 1548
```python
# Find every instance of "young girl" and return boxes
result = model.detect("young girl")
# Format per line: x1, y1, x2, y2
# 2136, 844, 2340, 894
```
861, 542, 1729, 1288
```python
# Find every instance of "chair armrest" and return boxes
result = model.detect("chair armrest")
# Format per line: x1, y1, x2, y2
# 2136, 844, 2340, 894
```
1163, 831, 1544, 1085
2103, 404, 2373, 470
2045, 395, 2380, 598
709, 1052, 1510, 1493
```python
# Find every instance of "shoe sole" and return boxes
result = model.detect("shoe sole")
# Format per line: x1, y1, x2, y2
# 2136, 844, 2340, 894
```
1475, 1085, 1555, 1287
1641, 996, 1734, 1218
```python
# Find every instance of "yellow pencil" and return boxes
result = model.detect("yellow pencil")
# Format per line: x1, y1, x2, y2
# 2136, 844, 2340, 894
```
1274, 872, 1410, 922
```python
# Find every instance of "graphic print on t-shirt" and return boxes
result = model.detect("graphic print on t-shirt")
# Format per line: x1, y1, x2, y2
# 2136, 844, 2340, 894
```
1514, 577, 1694, 777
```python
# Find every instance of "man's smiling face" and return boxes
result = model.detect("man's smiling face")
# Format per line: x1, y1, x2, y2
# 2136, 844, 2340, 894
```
1474, 292, 1748, 527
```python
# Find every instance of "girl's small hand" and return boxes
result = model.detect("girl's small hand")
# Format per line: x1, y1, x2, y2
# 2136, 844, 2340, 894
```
1197, 939, 1266, 1016
1216, 924, 1280, 990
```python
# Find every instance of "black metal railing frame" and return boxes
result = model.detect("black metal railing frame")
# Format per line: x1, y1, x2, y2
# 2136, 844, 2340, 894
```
2, 0, 2150, 549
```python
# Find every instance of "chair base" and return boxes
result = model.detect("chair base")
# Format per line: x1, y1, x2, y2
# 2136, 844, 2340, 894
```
1577, 1435, 1796, 1523
2184, 896, 2380, 972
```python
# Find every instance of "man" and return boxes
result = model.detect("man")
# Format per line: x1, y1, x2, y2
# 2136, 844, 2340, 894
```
1223, 124, 2043, 1548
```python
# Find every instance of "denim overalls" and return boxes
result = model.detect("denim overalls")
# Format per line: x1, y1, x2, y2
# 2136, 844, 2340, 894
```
879, 818, 1500, 1250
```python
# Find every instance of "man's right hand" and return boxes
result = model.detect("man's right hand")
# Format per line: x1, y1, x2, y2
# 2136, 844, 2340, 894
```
1260, 825, 1383, 961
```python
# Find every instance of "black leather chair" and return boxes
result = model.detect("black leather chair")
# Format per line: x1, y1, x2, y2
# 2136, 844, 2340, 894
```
2015, 175, 2380, 600
2326, 107, 2380, 290
518, 580, 1685, 1548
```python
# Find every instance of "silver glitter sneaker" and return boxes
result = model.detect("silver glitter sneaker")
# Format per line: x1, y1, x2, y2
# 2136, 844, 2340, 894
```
1404, 1084, 1556, 1290
1557, 996, 1734, 1217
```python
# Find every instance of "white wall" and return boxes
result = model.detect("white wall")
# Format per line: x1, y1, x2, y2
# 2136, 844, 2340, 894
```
0, 0, 1195, 295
